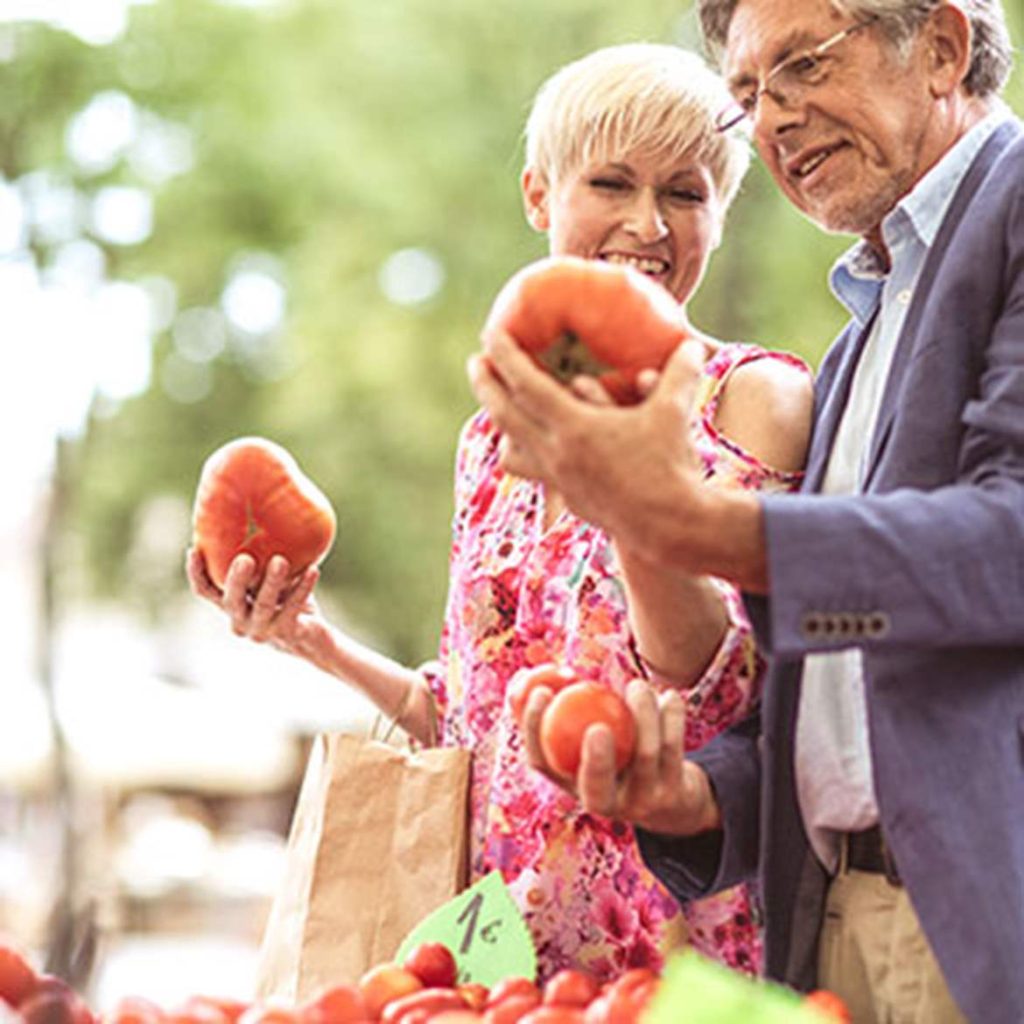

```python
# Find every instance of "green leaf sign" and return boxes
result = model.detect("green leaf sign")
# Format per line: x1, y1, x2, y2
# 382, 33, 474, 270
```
645, 951, 826, 1024
394, 870, 537, 986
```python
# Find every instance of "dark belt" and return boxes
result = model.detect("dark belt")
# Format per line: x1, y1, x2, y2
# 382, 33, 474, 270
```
844, 824, 902, 886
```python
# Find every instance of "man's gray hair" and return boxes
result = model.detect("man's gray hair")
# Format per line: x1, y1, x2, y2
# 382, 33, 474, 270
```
698, 0, 1013, 96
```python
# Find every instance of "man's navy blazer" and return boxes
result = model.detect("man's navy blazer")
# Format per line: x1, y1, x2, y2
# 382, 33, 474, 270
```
640, 118, 1024, 1024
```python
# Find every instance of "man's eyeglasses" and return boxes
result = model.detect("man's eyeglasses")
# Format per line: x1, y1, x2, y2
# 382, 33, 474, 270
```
715, 17, 878, 133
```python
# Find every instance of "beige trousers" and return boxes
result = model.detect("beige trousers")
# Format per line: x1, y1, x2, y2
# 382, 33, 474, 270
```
818, 868, 968, 1024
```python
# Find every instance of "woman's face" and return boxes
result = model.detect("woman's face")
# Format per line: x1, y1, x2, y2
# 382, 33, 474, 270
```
522, 148, 725, 305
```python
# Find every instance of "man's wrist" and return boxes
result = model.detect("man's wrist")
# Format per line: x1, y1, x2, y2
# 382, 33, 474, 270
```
690, 485, 768, 593
618, 471, 767, 592
686, 760, 723, 834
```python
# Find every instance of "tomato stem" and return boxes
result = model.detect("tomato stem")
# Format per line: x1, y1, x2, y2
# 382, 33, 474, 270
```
536, 331, 614, 384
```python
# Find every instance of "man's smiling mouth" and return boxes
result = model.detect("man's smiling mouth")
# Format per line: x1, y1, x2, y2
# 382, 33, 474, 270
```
789, 142, 850, 181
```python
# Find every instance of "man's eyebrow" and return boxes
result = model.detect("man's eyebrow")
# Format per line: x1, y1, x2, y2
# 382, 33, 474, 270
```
726, 28, 823, 90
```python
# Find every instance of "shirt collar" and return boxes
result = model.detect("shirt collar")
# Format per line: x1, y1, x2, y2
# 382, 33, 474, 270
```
895, 104, 1012, 248
830, 103, 1014, 321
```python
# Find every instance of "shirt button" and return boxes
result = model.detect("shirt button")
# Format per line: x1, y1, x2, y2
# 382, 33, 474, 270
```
897, 289, 913, 304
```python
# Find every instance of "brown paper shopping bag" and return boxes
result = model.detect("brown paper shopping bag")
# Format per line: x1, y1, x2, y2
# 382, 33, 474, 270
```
253, 732, 471, 1001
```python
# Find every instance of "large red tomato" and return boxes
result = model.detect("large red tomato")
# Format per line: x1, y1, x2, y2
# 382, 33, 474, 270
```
192, 437, 336, 590
484, 256, 689, 404
539, 682, 636, 778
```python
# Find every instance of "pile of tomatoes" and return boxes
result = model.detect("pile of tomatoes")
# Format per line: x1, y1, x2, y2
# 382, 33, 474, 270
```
0, 940, 657, 1024
1, 939, 848, 1024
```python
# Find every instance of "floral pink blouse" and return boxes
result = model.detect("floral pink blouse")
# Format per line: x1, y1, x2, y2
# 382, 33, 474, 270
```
424, 343, 808, 983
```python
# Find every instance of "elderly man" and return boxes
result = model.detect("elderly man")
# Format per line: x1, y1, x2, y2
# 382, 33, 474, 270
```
470, 1, 1023, 1021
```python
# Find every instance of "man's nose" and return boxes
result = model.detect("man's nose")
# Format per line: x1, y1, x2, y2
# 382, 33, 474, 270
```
624, 190, 668, 243
752, 87, 805, 141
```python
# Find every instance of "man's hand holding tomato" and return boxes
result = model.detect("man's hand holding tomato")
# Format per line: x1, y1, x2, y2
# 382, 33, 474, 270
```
469, 329, 772, 596
520, 677, 721, 838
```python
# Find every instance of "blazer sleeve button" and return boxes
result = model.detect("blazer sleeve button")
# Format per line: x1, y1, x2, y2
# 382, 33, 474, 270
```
866, 612, 892, 638
836, 613, 856, 639
801, 612, 823, 638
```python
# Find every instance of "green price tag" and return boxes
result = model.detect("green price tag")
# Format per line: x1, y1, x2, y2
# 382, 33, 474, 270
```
394, 870, 537, 986
644, 951, 822, 1024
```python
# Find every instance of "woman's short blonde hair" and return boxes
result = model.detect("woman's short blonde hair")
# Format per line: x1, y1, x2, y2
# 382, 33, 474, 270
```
524, 43, 751, 210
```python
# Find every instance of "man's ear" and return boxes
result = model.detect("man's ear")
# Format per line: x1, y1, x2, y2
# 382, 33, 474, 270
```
924, 3, 973, 97
521, 167, 551, 232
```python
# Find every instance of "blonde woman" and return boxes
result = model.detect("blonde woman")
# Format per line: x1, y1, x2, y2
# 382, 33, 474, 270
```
189, 43, 812, 980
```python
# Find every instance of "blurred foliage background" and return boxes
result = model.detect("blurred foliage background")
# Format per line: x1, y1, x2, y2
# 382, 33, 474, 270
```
3, 0, 1023, 664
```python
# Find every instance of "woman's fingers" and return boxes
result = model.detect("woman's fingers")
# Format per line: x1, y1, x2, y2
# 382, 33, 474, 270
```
247, 555, 292, 640
222, 554, 257, 630
185, 547, 221, 603
283, 565, 319, 609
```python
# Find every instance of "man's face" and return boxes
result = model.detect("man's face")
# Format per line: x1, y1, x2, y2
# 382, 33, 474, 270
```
722, 0, 938, 237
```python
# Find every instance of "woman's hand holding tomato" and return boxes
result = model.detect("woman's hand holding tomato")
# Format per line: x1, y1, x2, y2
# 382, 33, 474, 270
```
521, 677, 720, 836
186, 547, 331, 660
187, 436, 339, 658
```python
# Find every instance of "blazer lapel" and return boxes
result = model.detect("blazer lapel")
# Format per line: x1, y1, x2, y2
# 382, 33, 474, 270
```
860, 120, 1022, 490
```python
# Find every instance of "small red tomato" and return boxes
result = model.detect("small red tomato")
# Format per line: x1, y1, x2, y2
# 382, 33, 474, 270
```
539, 683, 636, 777
455, 985, 489, 1013
580, 996, 607, 1024
19, 981, 94, 1024
357, 965, 423, 1021
192, 437, 336, 590
541, 971, 599, 1009
482, 994, 540, 1024
508, 665, 579, 726
484, 979, 539, 1009
518, 1007, 584, 1024
171, 997, 238, 1024
105, 995, 166, 1024
300, 983, 368, 1024
0, 942, 37, 1006
380, 989, 466, 1024
402, 943, 457, 990
184, 999, 249, 1024
484, 256, 689, 405
236, 1007, 300, 1024
803, 990, 852, 1022
597, 973, 659, 1024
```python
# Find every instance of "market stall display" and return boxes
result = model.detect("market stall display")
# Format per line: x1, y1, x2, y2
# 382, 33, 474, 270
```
0, 936, 851, 1024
